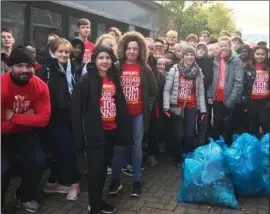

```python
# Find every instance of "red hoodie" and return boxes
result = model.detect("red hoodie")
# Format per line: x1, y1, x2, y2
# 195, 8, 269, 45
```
1, 72, 51, 134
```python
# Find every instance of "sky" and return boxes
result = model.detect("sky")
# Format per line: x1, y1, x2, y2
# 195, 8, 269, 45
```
223, 1, 269, 35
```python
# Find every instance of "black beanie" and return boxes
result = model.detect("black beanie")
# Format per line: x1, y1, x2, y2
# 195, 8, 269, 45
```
91, 44, 117, 63
8, 45, 36, 67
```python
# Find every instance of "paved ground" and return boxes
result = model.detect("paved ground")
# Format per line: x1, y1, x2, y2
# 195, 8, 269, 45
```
3, 155, 269, 214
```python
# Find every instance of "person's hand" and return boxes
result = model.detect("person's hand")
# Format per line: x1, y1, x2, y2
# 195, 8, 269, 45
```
208, 99, 213, 105
24, 108, 35, 115
5, 109, 14, 121
164, 110, 171, 118
200, 113, 206, 122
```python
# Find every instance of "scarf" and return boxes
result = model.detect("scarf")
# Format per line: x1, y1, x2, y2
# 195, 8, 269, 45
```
51, 53, 75, 94
178, 62, 198, 80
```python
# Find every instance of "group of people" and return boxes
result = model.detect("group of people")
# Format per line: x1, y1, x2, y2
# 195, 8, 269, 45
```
1, 17, 269, 214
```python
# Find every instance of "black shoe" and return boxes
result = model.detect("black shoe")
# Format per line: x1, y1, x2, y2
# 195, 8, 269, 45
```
130, 181, 141, 197
121, 165, 133, 177
101, 201, 116, 214
108, 180, 123, 196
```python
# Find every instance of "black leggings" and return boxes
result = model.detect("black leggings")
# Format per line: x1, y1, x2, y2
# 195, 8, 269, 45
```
248, 98, 269, 137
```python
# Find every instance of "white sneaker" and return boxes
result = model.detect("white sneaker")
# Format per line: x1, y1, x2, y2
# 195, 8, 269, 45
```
66, 183, 80, 201
107, 167, 112, 175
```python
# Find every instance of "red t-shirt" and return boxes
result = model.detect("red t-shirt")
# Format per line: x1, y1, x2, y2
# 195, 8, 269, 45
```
176, 75, 196, 108
34, 62, 42, 72
120, 64, 143, 116
83, 41, 95, 63
215, 56, 226, 101
251, 64, 269, 100
1, 72, 51, 134
100, 77, 117, 130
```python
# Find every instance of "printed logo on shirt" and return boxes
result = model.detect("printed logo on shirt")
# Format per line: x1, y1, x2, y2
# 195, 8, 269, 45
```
252, 70, 269, 96
100, 83, 116, 120
178, 77, 193, 100
13, 95, 30, 113
83, 49, 92, 63
121, 71, 140, 103
219, 72, 225, 89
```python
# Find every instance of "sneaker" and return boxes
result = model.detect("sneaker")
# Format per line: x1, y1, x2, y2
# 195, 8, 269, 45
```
121, 165, 133, 177
130, 181, 142, 197
101, 201, 116, 214
107, 167, 112, 175
108, 180, 123, 195
66, 183, 80, 201
44, 182, 69, 194
141, 165, 145, 171
14, 195, 40, 212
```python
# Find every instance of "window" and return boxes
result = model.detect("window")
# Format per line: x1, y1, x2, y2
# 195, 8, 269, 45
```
1, 2, 26, 45
69, 16, 79, 38
97, 22, 106, 38
32, 7, 62, 51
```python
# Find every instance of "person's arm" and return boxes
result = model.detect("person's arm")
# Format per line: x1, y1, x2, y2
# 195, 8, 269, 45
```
144, 65, 158, 98
11, 84, 51, 127
71, 75, 87, 149
226, 58, 244, 108
163, 67, 175, 111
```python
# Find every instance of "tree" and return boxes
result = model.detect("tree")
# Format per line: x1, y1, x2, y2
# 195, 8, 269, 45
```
161, 1, 186, 38
156, 1, 236, 39
206, 3, 236, 37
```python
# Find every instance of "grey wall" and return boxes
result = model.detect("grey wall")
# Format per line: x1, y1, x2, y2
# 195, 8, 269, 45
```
55, 0, 156, 31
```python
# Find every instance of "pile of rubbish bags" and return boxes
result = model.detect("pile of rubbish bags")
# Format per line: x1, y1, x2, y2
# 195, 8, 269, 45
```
177, 133, 269, 209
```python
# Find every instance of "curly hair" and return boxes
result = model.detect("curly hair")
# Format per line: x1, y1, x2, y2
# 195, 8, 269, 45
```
117, 31, 148, 64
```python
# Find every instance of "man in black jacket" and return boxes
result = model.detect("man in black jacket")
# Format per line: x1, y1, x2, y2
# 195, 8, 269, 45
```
195, 42, 214, 144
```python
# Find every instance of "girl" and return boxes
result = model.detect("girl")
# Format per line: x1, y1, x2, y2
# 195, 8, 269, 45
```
248, 46, 269, 137
96, 34, 117, 58
36, 38, 80, 200
71, 45, 133, 214
163, 46, 206, 164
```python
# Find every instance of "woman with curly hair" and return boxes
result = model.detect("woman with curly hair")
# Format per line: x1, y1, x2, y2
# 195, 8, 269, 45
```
108, 31, 157, 197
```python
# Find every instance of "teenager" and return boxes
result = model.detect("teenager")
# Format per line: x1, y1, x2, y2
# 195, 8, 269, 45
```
186, 34, 198, 47
36, 38, 80, 201
248, 46, 269, 136
195, 42, 214, 143
70, 38, 86, 82
109, 31, 157, 197
71, 45, 133, 214
153, 38, 165, 58
1, 28, 15, 65
233, 44, 256, 133
24, 42, 42, 72
163, 46, 206, 163
166, 30, 178, 51
77, 18, 95, 63
207, 36, 244, 146
1, 46, 50, 212
108, 27, 122, 44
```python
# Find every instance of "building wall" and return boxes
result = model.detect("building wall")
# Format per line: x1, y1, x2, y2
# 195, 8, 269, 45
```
1, 1, 159, 50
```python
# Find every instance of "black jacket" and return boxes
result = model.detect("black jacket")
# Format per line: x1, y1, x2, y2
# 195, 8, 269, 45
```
71, 63, 133, 148
196, 57, 214, 91
241, 62, 256, 103
70, 39, 86, 82
35, 58, 75, 125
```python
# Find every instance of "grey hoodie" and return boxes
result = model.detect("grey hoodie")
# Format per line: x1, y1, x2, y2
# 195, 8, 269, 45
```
195, 42, 209, 59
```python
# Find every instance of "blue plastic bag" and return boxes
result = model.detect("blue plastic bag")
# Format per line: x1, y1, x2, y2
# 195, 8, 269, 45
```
224, 133, 266, 196
177, 143, 239, 209
261, 133, 270, 195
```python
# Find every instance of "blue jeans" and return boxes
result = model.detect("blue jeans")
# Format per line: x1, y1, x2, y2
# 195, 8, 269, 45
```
112, 114, 144, 181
